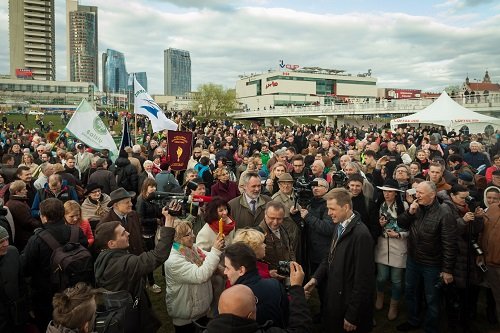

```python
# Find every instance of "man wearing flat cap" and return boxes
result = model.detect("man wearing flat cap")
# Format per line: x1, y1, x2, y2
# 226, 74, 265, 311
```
75, 143, 93, 175
272, 173, 301, 259
98, 188, 143, 255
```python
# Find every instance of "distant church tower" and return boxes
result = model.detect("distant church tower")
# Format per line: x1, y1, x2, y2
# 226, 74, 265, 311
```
483, 70, 491, 83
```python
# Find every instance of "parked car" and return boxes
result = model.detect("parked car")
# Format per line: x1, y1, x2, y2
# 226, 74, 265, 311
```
28, 110, 44, 115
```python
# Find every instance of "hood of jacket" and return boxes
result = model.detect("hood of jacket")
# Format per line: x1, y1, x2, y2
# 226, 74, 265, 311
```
114, 157, 131, 168
94, 248, 128, 287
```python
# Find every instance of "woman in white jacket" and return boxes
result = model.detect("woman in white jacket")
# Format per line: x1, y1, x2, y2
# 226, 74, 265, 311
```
374, 179, 409, 321
165, 221, 224, 333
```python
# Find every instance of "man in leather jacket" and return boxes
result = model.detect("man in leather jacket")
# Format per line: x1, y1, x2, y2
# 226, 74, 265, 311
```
396, 181, 457, 333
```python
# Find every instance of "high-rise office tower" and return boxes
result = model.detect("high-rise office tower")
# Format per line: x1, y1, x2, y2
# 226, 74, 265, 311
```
102, 49, 128, 93
128, 72, 148, 91
9, 0, 56, 80
164, 48, 191, 96
66, 0, 98, 86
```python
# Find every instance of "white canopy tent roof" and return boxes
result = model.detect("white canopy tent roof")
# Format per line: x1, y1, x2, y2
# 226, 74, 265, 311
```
390, 91, 500, 134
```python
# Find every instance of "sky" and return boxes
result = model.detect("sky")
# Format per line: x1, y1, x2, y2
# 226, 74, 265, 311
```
0, 0, 499, 95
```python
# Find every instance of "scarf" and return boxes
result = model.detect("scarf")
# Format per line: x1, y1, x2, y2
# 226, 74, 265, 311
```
380, 201, 405, 233
172, 242, 206, 266
208, 218, 236, 236
89, 195, 107, 217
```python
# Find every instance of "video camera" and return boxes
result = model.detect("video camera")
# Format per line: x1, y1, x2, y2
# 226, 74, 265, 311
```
150, 192, 190, 217
332, 171, 349, 187
293, 177, 317, 207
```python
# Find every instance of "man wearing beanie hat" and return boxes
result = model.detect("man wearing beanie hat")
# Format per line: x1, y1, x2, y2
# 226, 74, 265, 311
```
0, 225, 25, 333
88, 158, 117, 195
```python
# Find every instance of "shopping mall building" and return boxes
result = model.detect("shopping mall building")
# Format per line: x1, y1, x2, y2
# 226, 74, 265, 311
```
235, 67, 377, 111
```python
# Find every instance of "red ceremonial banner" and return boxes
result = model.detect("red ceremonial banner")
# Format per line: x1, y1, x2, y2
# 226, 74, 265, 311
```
167, 131, 193, 171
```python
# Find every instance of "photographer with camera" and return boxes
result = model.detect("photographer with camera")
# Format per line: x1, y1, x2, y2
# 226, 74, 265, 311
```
291, 177, 333, 320
437, 184, 484, 330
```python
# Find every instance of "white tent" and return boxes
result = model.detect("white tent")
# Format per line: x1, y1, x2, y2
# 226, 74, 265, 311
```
390, 91, 500, 134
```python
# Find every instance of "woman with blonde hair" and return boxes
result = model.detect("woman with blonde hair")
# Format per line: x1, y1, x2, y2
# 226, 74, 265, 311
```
64, 200, 94, 246
19, 153, 38, 173
165, 221, 224, 332
265, 162, 287, 195
233, 228, 282, 280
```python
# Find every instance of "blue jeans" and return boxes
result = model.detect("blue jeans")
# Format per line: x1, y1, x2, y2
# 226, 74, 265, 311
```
376, 263, 404, 301
405, 257, 442, 333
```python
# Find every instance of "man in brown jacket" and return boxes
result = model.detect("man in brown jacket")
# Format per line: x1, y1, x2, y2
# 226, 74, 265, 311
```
257, 201, 295, 271
98, 188, 143, 255
5, 180, 41, 251
229, 172, 271, 229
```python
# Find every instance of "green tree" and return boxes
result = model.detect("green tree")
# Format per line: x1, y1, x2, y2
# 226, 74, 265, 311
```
192, 83, 236, 116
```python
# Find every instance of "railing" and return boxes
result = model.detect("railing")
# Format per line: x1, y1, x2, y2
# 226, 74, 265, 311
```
229, 96, 500, 118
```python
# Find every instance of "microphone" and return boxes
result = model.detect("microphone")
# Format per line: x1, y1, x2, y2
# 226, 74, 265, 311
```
192, 195, 212, 203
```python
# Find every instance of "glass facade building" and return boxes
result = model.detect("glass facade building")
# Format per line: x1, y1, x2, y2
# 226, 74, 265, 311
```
67, 1, 98, 86
128, 72, 147, 91
102, 49, 128, 93
164, 48, 191, 96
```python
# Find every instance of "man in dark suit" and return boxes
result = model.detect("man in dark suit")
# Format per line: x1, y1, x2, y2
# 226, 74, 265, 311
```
304, 188, 375, 333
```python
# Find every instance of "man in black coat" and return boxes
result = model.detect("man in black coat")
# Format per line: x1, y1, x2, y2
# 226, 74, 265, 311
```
396, 181, 456, 333
22, 198, 88, 332
304, 188, 375, 333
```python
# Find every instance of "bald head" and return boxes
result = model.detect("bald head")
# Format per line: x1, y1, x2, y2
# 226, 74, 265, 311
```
218, 285, 257, 320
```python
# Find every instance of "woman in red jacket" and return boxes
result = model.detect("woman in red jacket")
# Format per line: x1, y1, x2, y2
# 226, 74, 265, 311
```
64, 200, 94, 246
211, 167, 240, 202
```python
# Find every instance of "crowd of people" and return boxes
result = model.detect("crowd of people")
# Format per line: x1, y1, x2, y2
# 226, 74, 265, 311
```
0, 112, 499, 333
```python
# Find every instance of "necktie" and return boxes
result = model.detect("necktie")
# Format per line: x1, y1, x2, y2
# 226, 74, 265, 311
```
337, 224, 344, 240
121, 216, 128, 227
250, 200, 256, 214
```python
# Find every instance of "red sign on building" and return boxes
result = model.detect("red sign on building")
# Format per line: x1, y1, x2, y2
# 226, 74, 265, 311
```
16, 69, 33, 78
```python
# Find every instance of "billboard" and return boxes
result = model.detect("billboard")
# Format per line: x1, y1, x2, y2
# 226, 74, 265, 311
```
386, 89, 421, 99
16, 68, 33, 78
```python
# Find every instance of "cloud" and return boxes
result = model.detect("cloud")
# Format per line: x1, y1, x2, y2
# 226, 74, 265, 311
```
154, 0, 234, 10
0, 0, 498, 96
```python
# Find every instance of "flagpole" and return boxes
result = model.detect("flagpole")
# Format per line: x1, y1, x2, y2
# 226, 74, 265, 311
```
133, 73, 138, 145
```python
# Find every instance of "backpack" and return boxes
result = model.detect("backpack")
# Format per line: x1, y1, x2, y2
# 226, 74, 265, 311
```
38, 227, 94, 291
94, 290, 139, 333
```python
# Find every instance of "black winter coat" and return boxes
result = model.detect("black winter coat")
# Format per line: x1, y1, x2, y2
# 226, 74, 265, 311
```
21, 221, 88, 324
235, 269, 289, 329
439, 192, 484, 288
398, 199, 457, 273
0, 246, 24, 333
301, 197, 334, 265
113, 157, 138, 193
203, 285, 311, 333
136, 195, 161, 237
314, 213, 375, 333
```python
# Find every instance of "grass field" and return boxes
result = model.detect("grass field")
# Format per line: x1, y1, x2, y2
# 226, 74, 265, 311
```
148, 268, 498, 333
